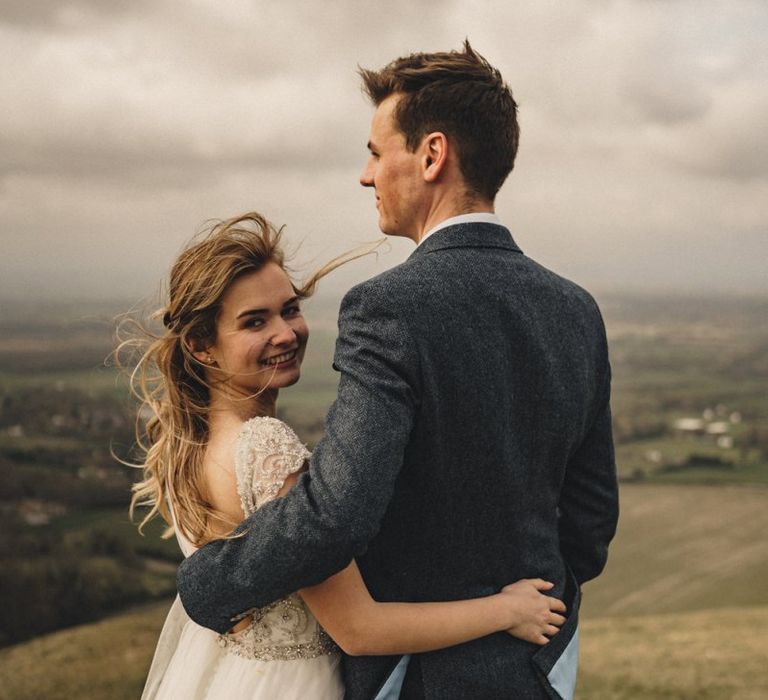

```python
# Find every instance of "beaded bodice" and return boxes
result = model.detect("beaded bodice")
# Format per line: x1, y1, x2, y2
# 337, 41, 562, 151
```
217, 416, 338, 661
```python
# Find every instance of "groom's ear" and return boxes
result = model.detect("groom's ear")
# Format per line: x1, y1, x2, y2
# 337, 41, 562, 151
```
422, 132, 448, 182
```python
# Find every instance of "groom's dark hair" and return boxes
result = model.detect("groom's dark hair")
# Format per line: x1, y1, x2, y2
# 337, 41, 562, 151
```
359, 40, 519, 201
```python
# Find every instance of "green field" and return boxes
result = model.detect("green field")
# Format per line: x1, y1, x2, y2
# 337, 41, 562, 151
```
50, 507, 182, 563
2, 294, 768, 694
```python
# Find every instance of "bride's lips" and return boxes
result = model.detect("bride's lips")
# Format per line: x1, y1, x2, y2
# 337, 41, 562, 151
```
260, 348, 299, 370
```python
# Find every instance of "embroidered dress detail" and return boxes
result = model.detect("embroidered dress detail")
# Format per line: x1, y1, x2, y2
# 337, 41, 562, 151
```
220, 416, 338, 662
235, 416, 311, 512
217, 594, 338, 661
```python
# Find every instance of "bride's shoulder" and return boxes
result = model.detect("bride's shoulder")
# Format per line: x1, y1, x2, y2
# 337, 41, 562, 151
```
237, 415, 306, 452
235, 416, 310, 512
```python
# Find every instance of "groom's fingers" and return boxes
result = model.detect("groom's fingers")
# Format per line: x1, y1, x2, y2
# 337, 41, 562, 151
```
549, 613, 566, 626
544, 624, 561, 637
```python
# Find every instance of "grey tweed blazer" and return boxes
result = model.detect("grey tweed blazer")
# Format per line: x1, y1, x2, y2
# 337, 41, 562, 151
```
177, 222, 618, 699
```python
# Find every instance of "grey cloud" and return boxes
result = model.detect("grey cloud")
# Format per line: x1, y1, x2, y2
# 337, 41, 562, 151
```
622, 77, 712, 125
652, 88, 768, 181
0, 132, 361, 189
2, 0, 767, 299
0, 0, 152, 30
1, 1, 435, 192
0, 102, 364, 189
670, 133, 768, 182
0, 3, 61, 28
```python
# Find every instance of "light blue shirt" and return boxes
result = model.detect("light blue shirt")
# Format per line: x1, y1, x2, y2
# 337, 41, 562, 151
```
373, 654, 411, 700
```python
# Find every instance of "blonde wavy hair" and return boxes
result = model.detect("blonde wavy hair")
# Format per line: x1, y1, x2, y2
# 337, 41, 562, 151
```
117, 212, 376, 547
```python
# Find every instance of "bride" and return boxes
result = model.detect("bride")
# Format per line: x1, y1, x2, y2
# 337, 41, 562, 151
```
125, 212, 566, 699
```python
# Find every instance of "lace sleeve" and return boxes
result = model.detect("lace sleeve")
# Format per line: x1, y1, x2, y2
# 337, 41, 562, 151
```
234, 416, 311, 517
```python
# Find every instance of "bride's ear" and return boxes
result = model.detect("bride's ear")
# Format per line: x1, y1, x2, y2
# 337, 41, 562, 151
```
188, 339, 217, 367
195, 352, 217, 367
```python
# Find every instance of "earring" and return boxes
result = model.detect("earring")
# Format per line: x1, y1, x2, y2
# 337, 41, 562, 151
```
205, 356, 216, 365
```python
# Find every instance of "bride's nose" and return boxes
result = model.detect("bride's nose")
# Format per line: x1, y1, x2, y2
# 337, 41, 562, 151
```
269, 319, 297, 347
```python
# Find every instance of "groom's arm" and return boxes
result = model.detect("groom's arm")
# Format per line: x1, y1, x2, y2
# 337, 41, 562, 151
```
177, 280, 420, 633
558, 311, 619, 585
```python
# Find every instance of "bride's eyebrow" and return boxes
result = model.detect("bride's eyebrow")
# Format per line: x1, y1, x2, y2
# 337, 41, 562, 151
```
236, 308, 268, 319
235, 297, 299, 319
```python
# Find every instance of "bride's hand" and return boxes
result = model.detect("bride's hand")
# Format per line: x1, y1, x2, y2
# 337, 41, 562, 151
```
498, 578, 566, 645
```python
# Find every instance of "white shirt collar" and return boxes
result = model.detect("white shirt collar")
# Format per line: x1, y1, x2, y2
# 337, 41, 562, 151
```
417, 213, 502, 247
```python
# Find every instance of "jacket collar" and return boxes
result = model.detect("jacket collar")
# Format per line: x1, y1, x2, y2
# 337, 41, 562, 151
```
408, 222, 523, 259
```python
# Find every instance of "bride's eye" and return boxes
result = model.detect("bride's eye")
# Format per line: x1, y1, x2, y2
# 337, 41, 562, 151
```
282, 305, 301, 318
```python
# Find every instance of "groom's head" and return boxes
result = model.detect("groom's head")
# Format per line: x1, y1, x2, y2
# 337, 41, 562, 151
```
358, 41, 519, 239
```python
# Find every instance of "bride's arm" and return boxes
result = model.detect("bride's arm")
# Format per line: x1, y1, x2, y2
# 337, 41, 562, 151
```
299, 562, 566, 656
207, 458, 565, 650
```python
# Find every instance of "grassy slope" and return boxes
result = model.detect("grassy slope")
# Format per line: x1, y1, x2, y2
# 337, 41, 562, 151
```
578, 606, 768, 699
0, 602, 167, 700
581, 483, 768, 618
2, 483, 767, 698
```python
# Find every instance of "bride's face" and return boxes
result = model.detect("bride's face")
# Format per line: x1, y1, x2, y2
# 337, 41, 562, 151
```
204, 262, 309, 395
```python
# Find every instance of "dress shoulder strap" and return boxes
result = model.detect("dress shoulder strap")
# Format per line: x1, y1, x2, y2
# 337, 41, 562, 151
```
234, 416, 311, 516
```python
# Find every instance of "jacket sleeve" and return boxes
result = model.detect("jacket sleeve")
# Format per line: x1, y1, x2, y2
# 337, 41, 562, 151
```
176, 281, 420, 633
558, 320, 619, 585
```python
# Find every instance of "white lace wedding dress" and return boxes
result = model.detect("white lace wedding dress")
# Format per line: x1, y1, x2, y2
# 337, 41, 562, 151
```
141, 416, 344, 700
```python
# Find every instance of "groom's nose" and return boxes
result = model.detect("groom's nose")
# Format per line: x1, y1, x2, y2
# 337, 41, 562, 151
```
360, 159, 375, 187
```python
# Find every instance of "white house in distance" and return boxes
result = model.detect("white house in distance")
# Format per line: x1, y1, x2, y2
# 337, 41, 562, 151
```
672, 407, 739, 449
674, 417, 705, 435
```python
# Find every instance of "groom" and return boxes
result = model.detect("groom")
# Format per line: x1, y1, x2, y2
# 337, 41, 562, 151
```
178, 42, 618, 699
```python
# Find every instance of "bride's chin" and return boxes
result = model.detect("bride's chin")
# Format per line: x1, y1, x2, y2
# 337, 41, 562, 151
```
283, 373, 301, 388
264, 371, 301, 390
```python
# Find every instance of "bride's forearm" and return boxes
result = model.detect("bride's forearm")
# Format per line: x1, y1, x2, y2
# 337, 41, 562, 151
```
299, 561, 516, 656
341, 596, 509, 656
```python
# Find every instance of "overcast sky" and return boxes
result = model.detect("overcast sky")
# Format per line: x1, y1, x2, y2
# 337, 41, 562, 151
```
1, 0, 766, 305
